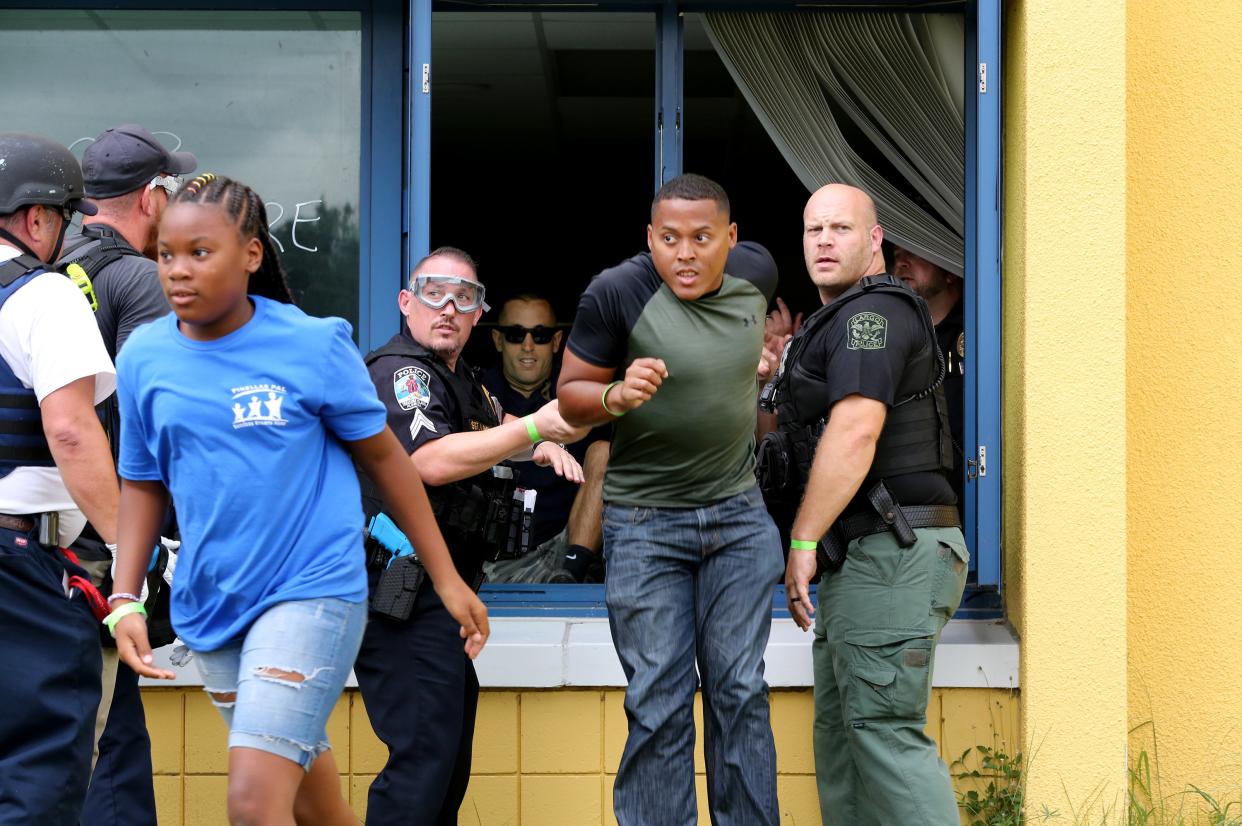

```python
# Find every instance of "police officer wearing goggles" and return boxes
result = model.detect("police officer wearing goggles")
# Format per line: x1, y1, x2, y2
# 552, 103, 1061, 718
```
57, 123, 196, 826
762, 185, 967, 825
0, 133, 121, 824
355, 246, 585, 825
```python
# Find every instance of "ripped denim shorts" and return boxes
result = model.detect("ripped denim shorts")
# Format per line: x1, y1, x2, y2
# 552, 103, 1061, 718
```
194, 597, 367, 770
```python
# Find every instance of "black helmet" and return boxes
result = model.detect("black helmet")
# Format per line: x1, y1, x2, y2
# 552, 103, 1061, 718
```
0, 133, 97, 217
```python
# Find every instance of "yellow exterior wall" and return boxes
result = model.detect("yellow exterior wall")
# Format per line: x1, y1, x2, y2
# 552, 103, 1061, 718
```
143, 686, 1017, 825
1002, 0, 1130, 812
1125, 0, 1242, 799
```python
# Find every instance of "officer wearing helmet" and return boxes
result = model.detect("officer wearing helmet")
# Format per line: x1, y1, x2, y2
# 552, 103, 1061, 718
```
0, 133, 122, 824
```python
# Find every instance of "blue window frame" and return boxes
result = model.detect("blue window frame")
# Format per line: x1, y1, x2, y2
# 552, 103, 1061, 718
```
404, 0, 1005, 615
0, 0, 1002, 614
0, 0, 405, 352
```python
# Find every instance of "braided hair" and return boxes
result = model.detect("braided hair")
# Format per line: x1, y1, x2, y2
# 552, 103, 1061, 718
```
171, 173, 294, 304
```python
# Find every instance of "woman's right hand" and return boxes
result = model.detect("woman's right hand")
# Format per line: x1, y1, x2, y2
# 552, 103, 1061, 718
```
436, 580, 491, 659
114, 611, 176, 680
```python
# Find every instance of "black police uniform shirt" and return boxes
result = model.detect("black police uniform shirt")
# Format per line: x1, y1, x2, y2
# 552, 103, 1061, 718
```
479, 365, 607, 547
367, 328, 500, 458
936, 297, 966, 517
798, 285, 956, 517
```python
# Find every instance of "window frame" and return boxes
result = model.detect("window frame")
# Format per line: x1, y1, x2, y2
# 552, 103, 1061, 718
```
409, 0, 1004, 612
0, 0, 1002, 608
0, 0, 404, 352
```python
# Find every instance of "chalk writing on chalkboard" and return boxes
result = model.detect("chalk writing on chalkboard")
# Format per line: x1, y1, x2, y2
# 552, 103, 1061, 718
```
69, 131, 326, 254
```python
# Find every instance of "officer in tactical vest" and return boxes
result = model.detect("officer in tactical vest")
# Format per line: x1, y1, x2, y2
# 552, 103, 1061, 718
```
354, 246, 585, 825
760, 184, 967, 826
893, 245, 966, 522
0, 133, 120, 824
56, 123, 196, 826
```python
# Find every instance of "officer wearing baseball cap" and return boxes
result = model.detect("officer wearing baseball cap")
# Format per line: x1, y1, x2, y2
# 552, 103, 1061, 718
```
0, 133, 120, 825
80, 124, 197, 200
57, 124, 196, 826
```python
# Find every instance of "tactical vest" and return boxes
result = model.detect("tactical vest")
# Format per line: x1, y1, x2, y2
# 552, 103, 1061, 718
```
57, 223, 141, 315
758, 274, 953, 503
0, 254, 55, 479
56, 224, 143, 458
364, 334, 524, 561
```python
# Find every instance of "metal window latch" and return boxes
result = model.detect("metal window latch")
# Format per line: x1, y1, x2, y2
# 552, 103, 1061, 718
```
978, 62, 988, 94
967, 445, 988, 480
421, 63, 430, 94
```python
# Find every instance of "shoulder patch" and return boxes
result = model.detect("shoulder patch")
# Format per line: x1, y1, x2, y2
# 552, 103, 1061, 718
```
846, 311, 887, 351
393, 366, 431, 411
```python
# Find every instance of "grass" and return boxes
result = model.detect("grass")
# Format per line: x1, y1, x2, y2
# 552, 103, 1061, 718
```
951, 717, 1242, 826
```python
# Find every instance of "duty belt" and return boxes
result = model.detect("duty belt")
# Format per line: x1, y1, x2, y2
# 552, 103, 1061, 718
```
838, 505, 961, 544
818, 481, 960, 569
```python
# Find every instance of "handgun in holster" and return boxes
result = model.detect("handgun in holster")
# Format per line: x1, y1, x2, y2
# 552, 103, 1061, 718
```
366, 513, 424, 621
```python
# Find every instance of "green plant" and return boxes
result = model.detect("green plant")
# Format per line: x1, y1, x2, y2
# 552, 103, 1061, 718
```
953, 743, 1028, 826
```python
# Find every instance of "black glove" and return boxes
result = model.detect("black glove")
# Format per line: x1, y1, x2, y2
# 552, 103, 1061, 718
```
548, 545, 598, 584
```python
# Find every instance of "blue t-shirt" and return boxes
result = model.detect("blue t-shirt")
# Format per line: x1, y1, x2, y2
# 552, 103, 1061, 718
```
117, 297, 386, 651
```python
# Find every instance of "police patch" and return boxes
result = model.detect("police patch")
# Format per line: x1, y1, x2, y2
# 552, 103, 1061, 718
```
846, 312, 887, 350
393, 367, 431, 411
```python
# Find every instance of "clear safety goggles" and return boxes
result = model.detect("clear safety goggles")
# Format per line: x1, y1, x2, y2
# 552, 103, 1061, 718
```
148, 174, 182, 197
407, 274, 489, 313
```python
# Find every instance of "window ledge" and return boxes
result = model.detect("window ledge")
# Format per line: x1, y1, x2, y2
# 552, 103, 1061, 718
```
140, 617, 1018, 690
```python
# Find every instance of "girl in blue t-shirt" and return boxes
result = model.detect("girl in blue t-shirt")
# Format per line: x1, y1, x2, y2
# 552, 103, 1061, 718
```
106, 174, 488, 825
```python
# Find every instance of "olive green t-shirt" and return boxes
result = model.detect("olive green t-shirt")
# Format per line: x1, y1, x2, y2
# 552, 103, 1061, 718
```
566, 242, 777, 506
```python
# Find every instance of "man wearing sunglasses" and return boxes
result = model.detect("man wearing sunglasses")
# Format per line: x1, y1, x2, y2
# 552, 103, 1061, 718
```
481, 295, 610, 584
56, 123, 196, 826
355, 247, 587, 825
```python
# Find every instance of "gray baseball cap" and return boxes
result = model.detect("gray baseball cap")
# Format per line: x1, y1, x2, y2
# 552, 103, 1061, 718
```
81, 124, 197, 199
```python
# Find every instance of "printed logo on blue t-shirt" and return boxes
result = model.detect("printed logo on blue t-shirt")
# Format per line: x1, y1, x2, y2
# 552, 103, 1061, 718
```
230, 384, 289, 429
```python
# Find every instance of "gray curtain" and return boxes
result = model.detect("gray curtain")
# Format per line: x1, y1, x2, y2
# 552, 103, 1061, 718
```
703, 11, 966, 276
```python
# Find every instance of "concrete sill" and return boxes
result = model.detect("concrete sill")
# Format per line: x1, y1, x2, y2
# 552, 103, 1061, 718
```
140, 617, 1018, 690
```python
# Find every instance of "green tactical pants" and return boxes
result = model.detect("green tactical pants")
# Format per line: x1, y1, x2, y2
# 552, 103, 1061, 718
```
812, 525, 969, 826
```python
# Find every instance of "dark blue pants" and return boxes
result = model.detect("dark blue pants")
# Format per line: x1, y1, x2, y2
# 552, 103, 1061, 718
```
81, 662, 156, 826
0, 524, 102, 826
354, 579, 478, 826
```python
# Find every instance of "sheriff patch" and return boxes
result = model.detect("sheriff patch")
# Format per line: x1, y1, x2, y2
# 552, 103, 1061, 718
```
393, 366, 431, 411
846, 311, 888, 350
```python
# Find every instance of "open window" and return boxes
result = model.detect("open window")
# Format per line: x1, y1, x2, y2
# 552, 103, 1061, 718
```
413, 0, 1003, 616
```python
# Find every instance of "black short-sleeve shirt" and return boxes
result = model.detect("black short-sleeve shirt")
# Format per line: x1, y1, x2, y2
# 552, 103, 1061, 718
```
567, 241, 777, 507
797, 287, 955, 513
367, 332, 499, 457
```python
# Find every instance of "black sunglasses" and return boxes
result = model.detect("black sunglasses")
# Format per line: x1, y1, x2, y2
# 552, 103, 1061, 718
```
497, 324, 557, 345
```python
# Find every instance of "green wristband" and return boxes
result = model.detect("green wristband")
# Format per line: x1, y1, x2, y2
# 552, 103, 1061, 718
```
524, 415, 542, 444
602, 380, 626, 417
103, 601, 147, 637
789, 539, 818, 552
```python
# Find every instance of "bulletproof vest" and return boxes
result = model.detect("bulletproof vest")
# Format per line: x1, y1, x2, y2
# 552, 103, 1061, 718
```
364, 334, 524, 558
759, 274, 953, 501
0, 254, 55, 479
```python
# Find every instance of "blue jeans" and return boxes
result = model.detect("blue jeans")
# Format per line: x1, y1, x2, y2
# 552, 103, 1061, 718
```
194, 597, 367, 769
604, 485, 783, 826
